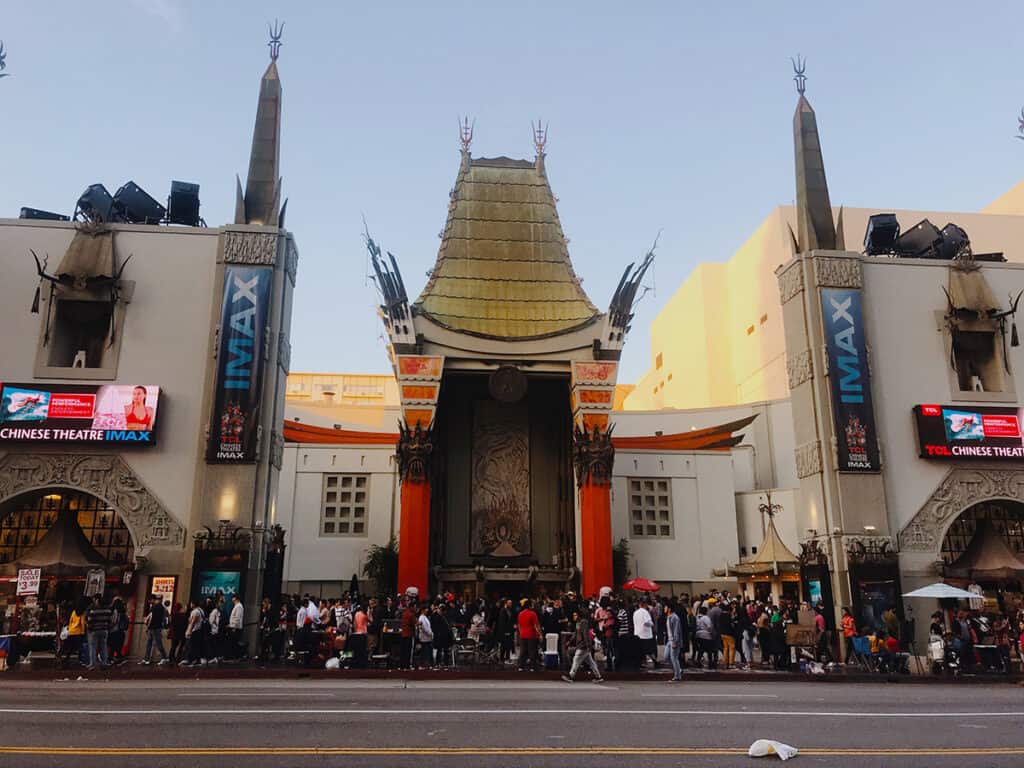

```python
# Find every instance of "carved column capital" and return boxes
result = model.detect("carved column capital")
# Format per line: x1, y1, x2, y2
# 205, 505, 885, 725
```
813, 255, 862, 288
777, 262, 805, 305
795, 440, 822, 479
221, 230, 279, 266
572, 425, 615, 487
396, 422, 434, 483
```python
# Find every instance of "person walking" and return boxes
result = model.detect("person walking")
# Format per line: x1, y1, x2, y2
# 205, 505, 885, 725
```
108, 598, 129, 664
182, 600, 207, 667
141, 594, 169, 665
168, 603, 188, 664
562, 608, 604, 683
85, 595, 113, 670
516, 599, 541, 671
664, 603, 684, 682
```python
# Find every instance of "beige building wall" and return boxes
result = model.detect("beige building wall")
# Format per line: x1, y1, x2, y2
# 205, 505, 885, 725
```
626, 191, 1024, 412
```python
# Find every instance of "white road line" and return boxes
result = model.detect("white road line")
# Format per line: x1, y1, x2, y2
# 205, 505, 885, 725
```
0, 708, 1019, 718
641, 693, 779, 698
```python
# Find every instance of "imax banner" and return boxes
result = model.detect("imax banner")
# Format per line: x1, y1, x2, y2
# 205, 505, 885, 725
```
206, 265, 272, 463
821, 288, 880, 472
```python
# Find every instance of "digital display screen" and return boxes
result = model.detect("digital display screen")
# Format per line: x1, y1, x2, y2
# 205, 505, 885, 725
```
0, 383, 160, 445
914, 404, 1024, 460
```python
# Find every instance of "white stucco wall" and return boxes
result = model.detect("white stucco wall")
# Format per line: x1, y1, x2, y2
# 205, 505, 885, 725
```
277, 443, 398, 590
0, 220, 220, 531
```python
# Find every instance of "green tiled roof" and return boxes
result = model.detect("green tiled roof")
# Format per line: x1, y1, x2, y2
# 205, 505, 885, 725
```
414, 155, 599, 339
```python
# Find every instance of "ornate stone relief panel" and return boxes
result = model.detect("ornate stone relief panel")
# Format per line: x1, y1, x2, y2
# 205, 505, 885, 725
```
0, 453, 185, 555
786, 349, 813, 389
795, 440, 822, 479
221, 231, 279, 266
813, 256, 862, 289
898, 468, 1024, 552
777, 263, 804, 305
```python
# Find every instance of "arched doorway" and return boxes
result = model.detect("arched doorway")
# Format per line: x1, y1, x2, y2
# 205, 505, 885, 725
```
0, 488, 138, 650
940, 499, 1024, 566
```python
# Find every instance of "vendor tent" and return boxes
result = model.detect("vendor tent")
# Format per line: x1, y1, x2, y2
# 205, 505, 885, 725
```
16, 508, 108, 576
729, 518, 800, 578
945, 520, 1024, 580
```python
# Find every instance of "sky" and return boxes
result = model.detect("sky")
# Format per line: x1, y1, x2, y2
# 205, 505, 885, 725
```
3, 2, 1023, 383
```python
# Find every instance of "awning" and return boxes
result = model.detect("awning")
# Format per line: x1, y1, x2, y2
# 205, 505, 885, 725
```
16, 508, 108, 575
902, 583, 977, 600
729, 518, 800, 577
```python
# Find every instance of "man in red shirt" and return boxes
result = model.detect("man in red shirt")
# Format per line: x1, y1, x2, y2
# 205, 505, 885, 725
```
517, 598, 541, 671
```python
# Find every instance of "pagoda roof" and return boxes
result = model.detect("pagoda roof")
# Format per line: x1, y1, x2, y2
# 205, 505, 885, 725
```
413, 154, 600, 340
729, 517, 800, 576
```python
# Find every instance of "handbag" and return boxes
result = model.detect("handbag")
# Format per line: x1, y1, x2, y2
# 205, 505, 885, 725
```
60, 625, 69, 641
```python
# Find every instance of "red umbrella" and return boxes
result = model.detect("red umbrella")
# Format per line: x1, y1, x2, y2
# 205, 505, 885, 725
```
622, 577, 661, 593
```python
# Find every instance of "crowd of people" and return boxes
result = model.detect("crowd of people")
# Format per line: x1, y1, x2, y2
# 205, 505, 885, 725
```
51, 586, 1024, 678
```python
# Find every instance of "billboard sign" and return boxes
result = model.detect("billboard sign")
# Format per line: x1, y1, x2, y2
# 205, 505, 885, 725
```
0, 383, 160, 445
206, 266, 272, 463
821, 288, 881, 471
914, 404, 1024, 460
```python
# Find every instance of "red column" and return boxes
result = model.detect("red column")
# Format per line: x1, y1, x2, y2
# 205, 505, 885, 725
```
580, 478, 613, 598
397, 479, 430, 598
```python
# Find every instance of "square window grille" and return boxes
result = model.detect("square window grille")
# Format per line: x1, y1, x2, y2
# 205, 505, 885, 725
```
320, 474, 370, 537
627, 477, 673, 539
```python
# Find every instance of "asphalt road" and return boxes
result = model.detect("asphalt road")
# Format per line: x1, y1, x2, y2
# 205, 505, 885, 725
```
0, 677, 1021, 768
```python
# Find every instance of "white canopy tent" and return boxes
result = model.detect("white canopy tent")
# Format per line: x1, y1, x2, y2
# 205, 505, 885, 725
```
902, 583, 977, 600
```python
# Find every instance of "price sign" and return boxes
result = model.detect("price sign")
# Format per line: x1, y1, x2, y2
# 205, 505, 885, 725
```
16, 568, 41, 596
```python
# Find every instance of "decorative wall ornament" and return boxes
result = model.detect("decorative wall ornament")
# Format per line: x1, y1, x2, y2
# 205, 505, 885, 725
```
798, 539, 829, 567
0, 453, 185, 556
813, 255, 862, 289
572, 424, 615, 487
396, 421, 434, 483
471, 401, 530, 557
277, 332, 291, 373
794, 440, 822, 478
221, 231, 279, 266
845, 535, 896, 564
786, 349, 814, 389
285, 238, 299, 285
777, 262, 805, 305
488, 365, 528, 404
269, 430, 285, 470
898, 468, 1024, 552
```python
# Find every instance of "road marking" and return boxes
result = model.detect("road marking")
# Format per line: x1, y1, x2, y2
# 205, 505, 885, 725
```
177, 693, 336, 698
0, 707, 1021, 718
641, 693, 779, 698
0, 746, 1023, 757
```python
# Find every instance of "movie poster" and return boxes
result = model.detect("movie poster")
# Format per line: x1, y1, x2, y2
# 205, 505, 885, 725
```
820, 288, 881, 472
206, 266, 272, 463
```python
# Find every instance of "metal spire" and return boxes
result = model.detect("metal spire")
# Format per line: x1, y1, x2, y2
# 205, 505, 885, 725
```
791, 54, 807, 96
0, 40, 9, 79
458, 116, 474, 152
532, 119, 548, 155
268, 20, 284, 61
1017, 107, 1024, 141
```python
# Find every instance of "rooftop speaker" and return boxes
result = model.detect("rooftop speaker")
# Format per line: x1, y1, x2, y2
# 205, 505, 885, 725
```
167, 180, 201, 226
112, 180, 166, 224
75, 184, 114, 223
893, 219, 943, 258
20, 207, 70, 222
863, 213, 900, 255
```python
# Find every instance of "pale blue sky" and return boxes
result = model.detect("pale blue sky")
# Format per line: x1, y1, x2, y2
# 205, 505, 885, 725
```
3, 2, 1022, 383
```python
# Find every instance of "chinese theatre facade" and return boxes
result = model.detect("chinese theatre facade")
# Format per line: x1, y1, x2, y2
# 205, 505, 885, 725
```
371, 132, 652, 598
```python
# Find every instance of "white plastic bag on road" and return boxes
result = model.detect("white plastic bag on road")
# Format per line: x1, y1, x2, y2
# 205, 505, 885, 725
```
748, 739, 799, 761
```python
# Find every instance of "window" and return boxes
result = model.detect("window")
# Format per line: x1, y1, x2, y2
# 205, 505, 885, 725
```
951, 329, 1004, 393
628, 478, 673, 538
655, 352, 663, 370
35, 290, 128, 380
319, 474, 369, 537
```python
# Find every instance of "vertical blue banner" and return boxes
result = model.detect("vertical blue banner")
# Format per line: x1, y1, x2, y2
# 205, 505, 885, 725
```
206, 266, 272, 463
821, 288, 880, 472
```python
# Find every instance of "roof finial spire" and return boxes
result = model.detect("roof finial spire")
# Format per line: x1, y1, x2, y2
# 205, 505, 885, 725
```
1016, 106, 1024, 141
532, 119, 548, 156
268, 19, 284, 61
458, 116, 474, 153
0, 40, 9, 79
791, 54, 807, 96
